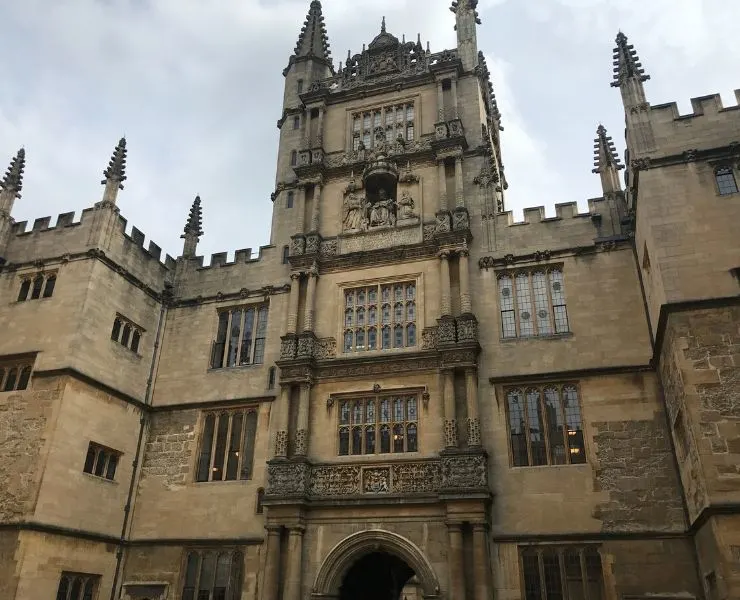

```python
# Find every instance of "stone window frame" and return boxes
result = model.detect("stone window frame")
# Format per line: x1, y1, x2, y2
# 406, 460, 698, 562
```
194, 407, 259, 483
496, 265, 570, 340
180, 549, 243, 600
338, 274, 423, 356
111, 314, 144, 355
286, 190, 294, 208
83, 441, 122, 482
333, 388, 422, 457
504, 382, 587, 468
55, 571, 100, 600
0, 355, 35, 393
346, 95, 419, 152
210, 302, 269, 370
712, 163, 739, 197
17, 270, 57, 302
519, 545, 603, 600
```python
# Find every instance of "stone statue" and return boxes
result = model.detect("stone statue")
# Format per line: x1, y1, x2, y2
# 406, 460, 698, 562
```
397, 190, 416, 220
343, 192, 367, 231
369, 188, 396, 227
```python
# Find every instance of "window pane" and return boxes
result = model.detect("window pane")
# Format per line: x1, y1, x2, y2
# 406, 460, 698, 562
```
368, 327, 377, 350
183, 552, 200, 600
4, 368, 18, 392
84, 446, 96, 474
240, 411, 258, 480
543, 551, 563, 600
130, 330, 141, 354
564, 386, 586, 464
393, 424, 404, 452
544, 387, 566, 465
225, 413, 243, 480
212, 414, 230, 480
197, 414, 216, 482
394, 325, 403, 348
365, 426, 376, 454
254, 307, 268, 364
105, 453, 118, 480
215, 552, 231, 593
393, 398, 404, 421
533, 272, 553, 335
564, 550, 585, 600
550, 270, 569, 333
16, 366, 31, 391
82, 578, 95, 600
498, 276, 516, 338
516, 274, 535, 337
230, 551, 244, 600
31, 275, 43, 299
380, 424, 391, 453
340, 402, 350, 425
199, 552, 216, 597
380, 399, 390, 422
70, 576, 83, 600
526, 389, 547, 465
94, 450, 107, 477
339, 427, 349, 455
407, 424, 418, 452
227, 310, 242, 367
56, 576, 70, 600
351, 426, 362, 455
18, 279, 30, 302
508, 390, 529, 466
121, 324, 132, 347
522, 552, 542, 600
212, 312, 229, 368
239, 309, 254, 365
716, 167, 739, 195
353, 401, 363, 424
287, 192, 294, 208
407, 324, 416, 347
356, 328, 365, 350
408, 398, 417, 421
43, 275, 56, 298
111, 318, 122, 341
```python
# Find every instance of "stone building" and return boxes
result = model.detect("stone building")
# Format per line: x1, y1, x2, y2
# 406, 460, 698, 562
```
0, 1, 739, 599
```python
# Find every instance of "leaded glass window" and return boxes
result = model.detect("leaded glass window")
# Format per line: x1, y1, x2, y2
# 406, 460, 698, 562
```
521, 546, 603, 600
338, 394, 418, 455
211, 305, 268, 368
182, 550, 243, 600
351, 102, 415, 150
196, 409, 258, 482
716, 166, 739, 196
497, 268, 569, 338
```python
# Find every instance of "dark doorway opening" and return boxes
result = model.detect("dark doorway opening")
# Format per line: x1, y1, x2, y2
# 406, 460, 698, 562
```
339, 551, 416, 600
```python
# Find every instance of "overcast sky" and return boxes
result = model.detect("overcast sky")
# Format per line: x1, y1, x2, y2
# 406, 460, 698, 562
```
0, 0, 738, 262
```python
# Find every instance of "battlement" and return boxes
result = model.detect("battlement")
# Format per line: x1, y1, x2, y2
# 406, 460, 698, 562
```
649, 90, 740, 123
187, 245, 275, 270
118, 216, 177, 271
498, 199, 602, 226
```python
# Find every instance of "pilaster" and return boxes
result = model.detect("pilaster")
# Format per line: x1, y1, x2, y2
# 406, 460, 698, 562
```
261, 525, 282, 600
294, 382, 311, 456
283, 525, 306, 600
443, 369, 458, 448
439, 250, 451, 317
465, 367, 481, 447
446, 522, 466, 600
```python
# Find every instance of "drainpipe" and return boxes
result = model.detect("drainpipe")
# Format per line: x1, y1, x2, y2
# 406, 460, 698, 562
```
110, 284, 171, 600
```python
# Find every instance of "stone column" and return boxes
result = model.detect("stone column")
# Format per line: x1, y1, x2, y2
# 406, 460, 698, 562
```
283, 526, 305, 600
287, 273, 301, 335
303, 263, 318, 332
262, 526, 282, 600
443, 370, 458, 448
439, 250, 451, 317
437, 80, 445, 121
310, 182, 322, 233
465, 368, 481, 447
451, 77, 459, 118
274, 386, 290, 458
459, 248, 471, 315
455, 156, 465, 208
472, 524, 491, 600
438, 160, 448, 211
294, 383, 311, 456
447, 522, 466, 600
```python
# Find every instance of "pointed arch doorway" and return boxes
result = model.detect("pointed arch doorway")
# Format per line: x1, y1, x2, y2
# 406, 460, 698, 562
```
311, 530, 441, 600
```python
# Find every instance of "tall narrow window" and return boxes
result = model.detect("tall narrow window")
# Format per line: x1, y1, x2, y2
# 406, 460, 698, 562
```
297, 79, 303, 93
521, 546, 603, 600
18, 272, 57, 301
716, 166, 738, 196
497, 268, 569, 338
337, 394, 418, 456
210, 306, 268, 368
290, 150, 297, 166
111, 318, 122, 341
196, 409, 258, 482
282, 246, 290, 264
506, 384, 586, 467
256, 488, 265, 514
17, 278, 30, 301
182, 550, 243, 600
31, 274, 44, 299
293, 115, 300, 130
43, 275, 56, 298
267, 366, 276, 389
286, 191, 294, 208
0, 357, 35, 392
82, 442, 121, 481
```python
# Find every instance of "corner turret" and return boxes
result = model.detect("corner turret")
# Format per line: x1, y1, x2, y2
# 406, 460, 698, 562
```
181, 195, 204, 258
450, 0, 480, 71
100, 137, 127, 207
592, 125, 624, 195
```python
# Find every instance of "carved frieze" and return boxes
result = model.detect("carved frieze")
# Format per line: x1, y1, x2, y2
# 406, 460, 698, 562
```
274, 431, 288, 458
435, 211, 451, 234
266, 461, 310, 496
280, 337, 298, 360
421, 327, 439, 351
452, 208, 470, 231
440, 453, 487, 490
393, 462, 441, 494
296, 335, 315, 359
316, 356, 439, 379
456, 316, 479, 344
340, 225, 422, 254
437, 318, 457, 346
309, 465, 361, 496
291, 235, 306, 256
363, 467, 391, 493
305, 234, 321, 254
315, 337, 337, 360
423, 224, 436, 241
320, 239, 338, 257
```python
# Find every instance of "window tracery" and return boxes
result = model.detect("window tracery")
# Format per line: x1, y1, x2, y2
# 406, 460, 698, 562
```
351, 103, 415, 151
83, 441, 121, 481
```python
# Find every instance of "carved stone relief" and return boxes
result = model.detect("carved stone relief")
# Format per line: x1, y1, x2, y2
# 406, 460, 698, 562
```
421, 327, 439, 351
441, 454, 487, 489
267, 461, 310, 496
309, 465, 361, 496
314, 337, 337, 360
363, 467, 391, 493
339, 225, 422, 254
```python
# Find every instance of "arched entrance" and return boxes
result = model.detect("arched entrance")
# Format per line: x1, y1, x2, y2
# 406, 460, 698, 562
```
312, 530, 440, 600
339, 551, 415, 600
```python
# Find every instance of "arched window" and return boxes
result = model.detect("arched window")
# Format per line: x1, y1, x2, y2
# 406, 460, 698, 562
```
282, 245, 290, 264
130, 330, 141, 354
17, 278, 31, 302
716, 166, 738, 196
43, 274, 56, 298
267, 366, 276, 389
3, 368, 18, 392
111, 318, 122, 341
290, 150, 297, 166
30, 274, 44, 300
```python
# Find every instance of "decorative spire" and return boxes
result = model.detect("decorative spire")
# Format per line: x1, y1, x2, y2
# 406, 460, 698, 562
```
100, 137, 127, 206
181, 195, 204, 257
611, 32, 649, 88
0, 148, 26, 199
592, 125, 623, 195
294, 0, 331, 62
381, 16, 386, 34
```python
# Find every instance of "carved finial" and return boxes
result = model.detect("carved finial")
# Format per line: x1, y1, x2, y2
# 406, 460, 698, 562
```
381, 16, 386, 34
181, 195, 204, 258
294, 0, 331, 62
1, 148, 26, 199
101, 137, 127, 189
612, 31, 650, 88
593, 125, 624, 194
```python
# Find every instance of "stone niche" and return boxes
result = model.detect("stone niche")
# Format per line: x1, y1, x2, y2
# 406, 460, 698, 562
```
339, 137, 422, 254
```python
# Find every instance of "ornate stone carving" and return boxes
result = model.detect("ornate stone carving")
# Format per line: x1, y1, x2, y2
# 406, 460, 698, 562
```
456, 317, 479, 344
274, 431, 288, 457
320, 239, 338, 257
294, 429, 308, 456
684, 149, 699, 162
296, 335, 315, 359
423, 224, 436, 241
291, 235, 306, 256
398, 164, 420, 184
441, 454, 487, 489
368, 188, 397, 227
340, 224, 421, 254
448, 118, 464, 138
630, 157, 652, 171
452, 208, 470, 231
435, 211, 451, 233
437, 319, 457, 346
440, 349, 478, 368
397, 191, 417, 221
363, 467, 391, 493
343, 189, 368, 232
315, 337, 337, 360
267, 461, 309, 496
444, 419, 459, 448
474, 162, 499, 187
435, 122, 449, 140
280, 337, 297, 360
467, 418, 481, 447
309, 465, 361, 496
317, 356, 439, 379
392, 462, 441, 493
305, 234, 321, 254
534, 250, 551, 261
421, 327, 439, 350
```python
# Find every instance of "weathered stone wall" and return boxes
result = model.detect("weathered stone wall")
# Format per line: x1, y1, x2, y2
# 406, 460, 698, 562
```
0, 531, 20, 600
694, 514, 740, 598
139, 410, 198, 489
0, 378, 61, 522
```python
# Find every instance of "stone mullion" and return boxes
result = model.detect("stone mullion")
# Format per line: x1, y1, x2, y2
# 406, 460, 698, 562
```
439, 250, 451, 317
262, 526, 282, 600
451, 77, 459, 119
466, 368, 481, 447
222, 414, 234, 479
438, 160, 448, 211
235, 310, 246, 366
287, 273, 301, 335
510, 273, 520, 338
545, 269, 558, 333
538, 390, 553, 466
208, 414, 221, 481
521, 390, 533, 466
559, 387, 572, 464
237, 410, 247, 477
446, 523, 466, 600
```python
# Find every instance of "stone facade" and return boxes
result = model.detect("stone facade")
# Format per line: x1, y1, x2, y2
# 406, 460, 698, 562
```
0, 3, 738, 600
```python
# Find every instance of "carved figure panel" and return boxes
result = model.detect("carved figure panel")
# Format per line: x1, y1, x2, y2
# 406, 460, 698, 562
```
310, 465, 361, 496
363, 467, 391, 493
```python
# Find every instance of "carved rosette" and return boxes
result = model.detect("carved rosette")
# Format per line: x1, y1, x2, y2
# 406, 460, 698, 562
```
441, 454, 487, 490
444, 419, 459, 448
294, 429, 308, 456
274, 431, 288, 458
467, 418, 481, 447
267, 461, 310, 496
